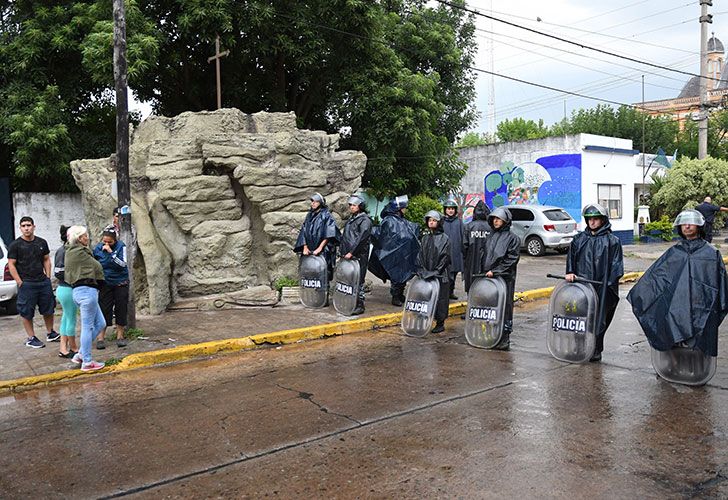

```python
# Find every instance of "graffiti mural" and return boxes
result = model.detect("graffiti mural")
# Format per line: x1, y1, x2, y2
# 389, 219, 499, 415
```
478, 154, 582, 222
461, 193, 486, 224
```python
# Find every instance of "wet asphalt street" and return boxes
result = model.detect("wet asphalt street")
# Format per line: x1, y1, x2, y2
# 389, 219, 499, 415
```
2, 285, 728, 499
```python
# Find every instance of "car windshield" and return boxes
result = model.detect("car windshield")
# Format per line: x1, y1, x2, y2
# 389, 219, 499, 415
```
543, 209, 572, 221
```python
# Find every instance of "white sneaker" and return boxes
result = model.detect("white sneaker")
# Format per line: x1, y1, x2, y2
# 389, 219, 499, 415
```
71, 352, 83, 365
81, 361, 105, 372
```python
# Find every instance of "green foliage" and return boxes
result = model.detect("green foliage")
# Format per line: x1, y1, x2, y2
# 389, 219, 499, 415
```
126, 327, 145, 340
405, 194, 442, 232
651, 156, 728, 218
455, 131, 494, 148
496, 117, 549, 142
550, 104, 679, 155
0, 0, 156, 191
1, 0, 477, 196
643, 215, 675, 241
104, 356, 124, 366
273, 276, 298, 292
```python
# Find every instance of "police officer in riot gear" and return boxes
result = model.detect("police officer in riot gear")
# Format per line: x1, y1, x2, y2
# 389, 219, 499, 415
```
369, 195, 420, 307
294, 193, 340, 282
565, 203, 624, 362
628, 209, 728, 357
442, 196, 464, 300
339, 194, 372, 315
416, 210, 451, 333
462, 200, 491, 294
481, 206, 520, 350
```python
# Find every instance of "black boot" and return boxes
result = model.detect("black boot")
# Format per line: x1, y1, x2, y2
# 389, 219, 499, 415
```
352, 297, 365, 315
431, 321, 445, 334
589, 351, 602, 362
492, 331, 511, 351
392, 295, 404, 307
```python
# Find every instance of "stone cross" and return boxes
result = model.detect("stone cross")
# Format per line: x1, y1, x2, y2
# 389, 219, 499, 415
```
207, 34, 230, 109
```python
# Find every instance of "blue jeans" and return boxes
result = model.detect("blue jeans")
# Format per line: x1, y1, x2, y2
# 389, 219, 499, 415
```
72, 287, 106, 364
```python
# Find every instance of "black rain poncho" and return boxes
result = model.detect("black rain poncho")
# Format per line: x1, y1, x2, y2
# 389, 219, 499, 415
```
481, 207, 520, 282
627, 238, 728, 356
416, 228, 451, 281
339, 211, 372, 287
480, 207, 520, 332
443, 212, 464, 274
462, 201, 492, 293
416, 225, 451, 322
369, 205, 420, 284
294, 206, 340, 273
566, 218, 624, 339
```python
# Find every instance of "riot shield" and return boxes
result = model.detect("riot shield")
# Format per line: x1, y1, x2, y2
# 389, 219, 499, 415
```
651, 347, 717, 386
547, 280, 598, 363
464, 277, 507, 349
401, 277, 439, 337
333, 258, 361, 316
298, 254, 328, 308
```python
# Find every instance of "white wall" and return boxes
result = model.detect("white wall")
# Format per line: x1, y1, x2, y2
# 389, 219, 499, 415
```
13, 193, 86, 258
580, 151, 635, 233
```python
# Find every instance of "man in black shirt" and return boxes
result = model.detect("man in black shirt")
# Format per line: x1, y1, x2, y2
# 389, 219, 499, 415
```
7, 216, 59, 348
695, 196, 728, 243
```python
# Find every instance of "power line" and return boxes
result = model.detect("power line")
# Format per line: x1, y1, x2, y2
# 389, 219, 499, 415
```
483, 50, 697, 118
268, 11, 681, 116
575, 0, 653, 23
436, 0, 718, 83
594, 2, 692, 33
477, 26, 688, 87
491, 57, 696, 118
485, 5, 697, 57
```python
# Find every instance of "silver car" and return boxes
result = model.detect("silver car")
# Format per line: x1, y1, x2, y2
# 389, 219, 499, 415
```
506, 205, 579, 257
0, 235, 19, 314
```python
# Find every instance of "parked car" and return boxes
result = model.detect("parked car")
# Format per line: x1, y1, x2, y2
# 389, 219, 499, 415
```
506, 205, 579, 257
0, 235, 19, 315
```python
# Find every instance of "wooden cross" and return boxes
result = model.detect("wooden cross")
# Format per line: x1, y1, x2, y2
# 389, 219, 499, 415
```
207, 34, 230, 109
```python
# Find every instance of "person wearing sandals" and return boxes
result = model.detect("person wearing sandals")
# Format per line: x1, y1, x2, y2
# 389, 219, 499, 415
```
54, 225, 78, 358
93, 226, 129, 348
64, 226, 106, 372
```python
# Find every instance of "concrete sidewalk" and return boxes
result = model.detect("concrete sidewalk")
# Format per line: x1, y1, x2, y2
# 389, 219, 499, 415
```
0, 241, 690, 385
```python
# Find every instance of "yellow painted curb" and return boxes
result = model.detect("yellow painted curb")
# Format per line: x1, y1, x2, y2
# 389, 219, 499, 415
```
4, 261, 723, 393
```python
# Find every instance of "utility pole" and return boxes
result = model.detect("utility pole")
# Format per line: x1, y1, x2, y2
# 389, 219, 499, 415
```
113, 0, 135, 327
641, 75, 646, 200
487, 0, 496, 135
698, 0, 712, 159
208, 35, 230, 110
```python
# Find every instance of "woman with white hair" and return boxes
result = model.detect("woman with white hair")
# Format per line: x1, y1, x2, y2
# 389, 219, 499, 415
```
64, 225, 106, 372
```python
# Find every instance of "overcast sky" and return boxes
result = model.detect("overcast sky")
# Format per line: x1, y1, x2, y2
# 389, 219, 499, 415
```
470, 0, 727, 133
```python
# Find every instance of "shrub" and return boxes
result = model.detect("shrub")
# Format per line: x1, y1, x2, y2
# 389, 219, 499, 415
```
273, 276, 298, 291
643, 215, 675, 241
405, 194, 443, 231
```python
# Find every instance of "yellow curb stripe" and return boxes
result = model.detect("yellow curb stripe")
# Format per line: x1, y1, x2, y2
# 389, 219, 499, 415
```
3, 259, 725, 392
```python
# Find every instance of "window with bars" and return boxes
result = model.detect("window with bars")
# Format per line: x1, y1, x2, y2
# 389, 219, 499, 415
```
598, 184, 622, 219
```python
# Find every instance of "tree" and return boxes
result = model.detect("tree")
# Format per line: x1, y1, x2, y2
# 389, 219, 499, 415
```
1, 0, 477, 198
651, 156, 728, 217
550, 104, 680, 155
674, 109, 728, 160
496, 117, 549, 142
0, 0, 156, 191
455, 131, 494, 148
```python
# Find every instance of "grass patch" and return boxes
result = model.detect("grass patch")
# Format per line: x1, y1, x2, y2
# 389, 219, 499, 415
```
273, 276, 298, 292
105, 356, 123, 366
126, 327, 145, 340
